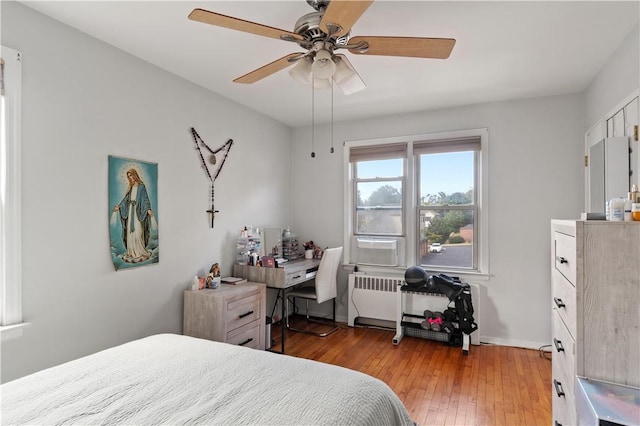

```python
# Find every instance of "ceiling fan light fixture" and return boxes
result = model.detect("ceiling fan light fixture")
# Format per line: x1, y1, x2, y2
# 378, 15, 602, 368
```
311, 49, 336, 79
336, 73, 366, 95
332, 57, 355, 83
289, 57, 313, 85
333, 56, 366, 95
313, 77, 332, 89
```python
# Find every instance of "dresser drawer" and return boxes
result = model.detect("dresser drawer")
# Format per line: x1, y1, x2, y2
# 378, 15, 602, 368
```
551, 269, 577, 339
226, 290, 262, 331
226, 320, 261, 349
552, 360, 576, 426
554, 231, 576, 285
552, 310, 575, 380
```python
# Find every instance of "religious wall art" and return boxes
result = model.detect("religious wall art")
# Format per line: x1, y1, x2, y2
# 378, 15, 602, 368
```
190, 127, 233, 228
108, 156, 159, 270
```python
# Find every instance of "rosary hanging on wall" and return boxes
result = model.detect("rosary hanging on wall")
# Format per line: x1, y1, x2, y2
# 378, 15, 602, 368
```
190, 127, 233, 228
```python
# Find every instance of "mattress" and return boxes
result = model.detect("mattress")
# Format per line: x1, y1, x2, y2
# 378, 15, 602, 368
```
1, 333, 414, 425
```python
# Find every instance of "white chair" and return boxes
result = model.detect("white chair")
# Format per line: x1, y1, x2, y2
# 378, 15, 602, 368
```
286, 246, 343, 337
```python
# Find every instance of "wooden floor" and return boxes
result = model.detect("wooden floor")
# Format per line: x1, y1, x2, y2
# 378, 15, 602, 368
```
273, 317, 552, 426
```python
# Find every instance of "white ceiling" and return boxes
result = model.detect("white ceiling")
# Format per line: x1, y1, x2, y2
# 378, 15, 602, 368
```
19, 1, 640, 128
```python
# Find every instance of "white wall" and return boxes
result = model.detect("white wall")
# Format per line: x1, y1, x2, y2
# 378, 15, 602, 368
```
584, 23, 639, 130
1, 2, 292, 382
291, 94, 585, 349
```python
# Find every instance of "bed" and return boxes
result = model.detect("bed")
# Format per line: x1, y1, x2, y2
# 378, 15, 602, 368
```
1, 334, 414, 425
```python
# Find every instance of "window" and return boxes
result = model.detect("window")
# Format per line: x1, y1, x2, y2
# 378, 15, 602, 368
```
354, 156, 404, 236
1, 46, 26, 340
345, 130, 488, 275
417, 137, 479, 270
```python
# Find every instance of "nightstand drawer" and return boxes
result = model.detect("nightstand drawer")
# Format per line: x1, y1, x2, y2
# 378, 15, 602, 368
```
554, 231, 576, 285
227, 320, 261, 349
552, 269, 577, 339
226, 290, 261, 331
183, 283, 265, 350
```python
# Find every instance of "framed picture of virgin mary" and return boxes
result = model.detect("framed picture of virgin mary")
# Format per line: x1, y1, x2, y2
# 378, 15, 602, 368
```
108, 156, 159, 270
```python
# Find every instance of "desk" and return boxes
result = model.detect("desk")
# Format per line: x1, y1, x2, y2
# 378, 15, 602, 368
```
234, 258, 321, 354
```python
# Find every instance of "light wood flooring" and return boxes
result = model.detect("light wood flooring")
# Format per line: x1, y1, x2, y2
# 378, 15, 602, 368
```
273, 317, 552, 426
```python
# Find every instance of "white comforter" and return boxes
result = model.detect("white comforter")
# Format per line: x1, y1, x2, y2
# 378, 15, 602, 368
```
1, 334, 414, 426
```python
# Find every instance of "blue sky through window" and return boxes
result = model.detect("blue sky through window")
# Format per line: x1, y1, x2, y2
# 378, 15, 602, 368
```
357, 152, 473, 200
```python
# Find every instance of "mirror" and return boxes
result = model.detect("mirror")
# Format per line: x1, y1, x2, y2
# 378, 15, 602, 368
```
589, 140, 605, 213
587, 136, 630, 214
263, 228, 282, 257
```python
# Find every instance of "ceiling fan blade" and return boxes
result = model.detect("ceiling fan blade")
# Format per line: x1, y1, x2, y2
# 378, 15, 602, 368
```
333, 55, 366, 95
348, 36, 456, 59
319, 0, 373, 37
189, 8, 303, 42
234, 53, 305, 84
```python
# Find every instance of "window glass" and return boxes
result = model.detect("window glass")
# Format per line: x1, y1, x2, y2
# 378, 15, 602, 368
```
356, 158, 403, 179
420, 151, 474, 205
356, 180, 403, 235
419, 150, 476, 270
354, 157, 403, 236
419, 208, 475, 269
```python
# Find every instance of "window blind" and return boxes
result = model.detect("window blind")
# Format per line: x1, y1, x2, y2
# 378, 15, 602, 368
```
349, 142, 407, 162
413, 136, 480, 155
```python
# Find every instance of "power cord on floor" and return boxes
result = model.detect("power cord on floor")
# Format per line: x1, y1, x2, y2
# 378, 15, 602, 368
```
538, 344, 552, 360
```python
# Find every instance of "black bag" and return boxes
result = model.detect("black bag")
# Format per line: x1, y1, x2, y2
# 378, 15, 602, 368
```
454, 286, 478, 335
432, 274, 478, 335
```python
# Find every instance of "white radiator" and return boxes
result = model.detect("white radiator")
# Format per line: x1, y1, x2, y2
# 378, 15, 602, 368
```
348, 273, 402, 327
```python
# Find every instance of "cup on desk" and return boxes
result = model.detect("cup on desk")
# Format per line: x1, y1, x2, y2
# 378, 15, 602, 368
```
305, 249, 313, 260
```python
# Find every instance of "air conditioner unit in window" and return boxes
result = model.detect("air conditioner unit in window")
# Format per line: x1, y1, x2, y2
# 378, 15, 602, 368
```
351, 237, 399, 266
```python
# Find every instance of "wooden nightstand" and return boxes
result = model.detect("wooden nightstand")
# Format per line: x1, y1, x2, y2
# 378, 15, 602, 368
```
183, 282, 266, 350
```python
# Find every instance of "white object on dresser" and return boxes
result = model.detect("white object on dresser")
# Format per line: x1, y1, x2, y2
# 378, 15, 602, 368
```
183, 283, 266, 350
551, 220, 640, 426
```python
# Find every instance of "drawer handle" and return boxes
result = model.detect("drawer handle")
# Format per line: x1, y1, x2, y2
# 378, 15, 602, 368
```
556, 256, 568, 264
553, 379, 565, 397
553, 338, 565, 353
554, 298, 566, 309
292, 274, 301, 280
238, 337, 254, 346
238, 310, 254, 319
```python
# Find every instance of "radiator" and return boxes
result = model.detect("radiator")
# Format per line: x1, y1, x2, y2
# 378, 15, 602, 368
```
348, 273, 402, 327
348, 273, 480, 346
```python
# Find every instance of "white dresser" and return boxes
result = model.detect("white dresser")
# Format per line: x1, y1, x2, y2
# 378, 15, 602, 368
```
551, 220, 640, 426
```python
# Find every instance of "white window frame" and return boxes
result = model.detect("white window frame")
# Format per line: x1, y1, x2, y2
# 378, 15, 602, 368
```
1, 46, 28, 341
344, 128, 490, 279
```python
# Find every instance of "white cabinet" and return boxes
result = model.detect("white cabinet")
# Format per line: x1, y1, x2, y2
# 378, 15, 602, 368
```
551, 220, 640, 425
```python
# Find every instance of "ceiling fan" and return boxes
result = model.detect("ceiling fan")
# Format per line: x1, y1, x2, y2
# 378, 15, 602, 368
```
188, 0, 456, 95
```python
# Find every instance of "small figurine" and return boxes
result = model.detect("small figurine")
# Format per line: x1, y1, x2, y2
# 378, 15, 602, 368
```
206, 263, 221, 289
210, 263, 221, 277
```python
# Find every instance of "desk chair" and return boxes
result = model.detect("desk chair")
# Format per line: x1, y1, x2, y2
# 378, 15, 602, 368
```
286, 246, 343, 337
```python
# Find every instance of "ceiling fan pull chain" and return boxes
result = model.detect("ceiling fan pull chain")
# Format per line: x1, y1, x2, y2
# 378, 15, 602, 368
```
330, 79, 334, 154
311, 83, 316, 158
